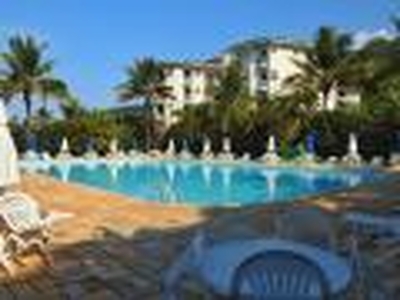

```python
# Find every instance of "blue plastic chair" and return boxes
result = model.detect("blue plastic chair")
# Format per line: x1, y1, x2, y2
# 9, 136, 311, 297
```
231, 250, 330, 300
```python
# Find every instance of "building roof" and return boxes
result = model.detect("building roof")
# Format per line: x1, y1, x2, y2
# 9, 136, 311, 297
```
160, 60, 218, 72
224, 37, 309, 54
158, 37, 309, 72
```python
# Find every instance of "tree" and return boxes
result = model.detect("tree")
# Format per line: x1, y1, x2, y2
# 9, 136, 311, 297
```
60, 96, 87, 120
209, 60, 248, 135
116, 58, 171, 150
288, 26, 353, 110
351, 18, 400, 124
212, 60, 246, 105
0, 34, 70, 121
0, 78, 15, 103
174, 103, 213, 138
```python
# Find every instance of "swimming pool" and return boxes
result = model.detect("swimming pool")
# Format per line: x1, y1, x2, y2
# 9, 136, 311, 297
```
32, 160, 382, 207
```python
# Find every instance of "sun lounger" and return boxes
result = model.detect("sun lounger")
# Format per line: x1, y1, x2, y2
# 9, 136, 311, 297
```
0, 192, 72, 274
343, 212, 400, 242
343, 212, 398, 298
0, 192, 50, 273
162, 231, 207, 300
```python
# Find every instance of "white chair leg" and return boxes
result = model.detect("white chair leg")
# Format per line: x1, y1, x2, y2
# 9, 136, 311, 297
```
35, 240, 53, 267
0, 235, 14, 275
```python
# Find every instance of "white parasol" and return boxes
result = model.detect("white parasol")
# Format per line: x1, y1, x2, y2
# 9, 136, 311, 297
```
267, 135, 276, 153
0, 100, 20, 188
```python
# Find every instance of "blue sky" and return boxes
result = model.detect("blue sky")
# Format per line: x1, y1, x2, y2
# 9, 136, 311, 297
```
0, 0, 398, 112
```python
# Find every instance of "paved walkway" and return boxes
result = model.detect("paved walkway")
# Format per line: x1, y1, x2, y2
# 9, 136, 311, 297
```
0, 169, 399, 299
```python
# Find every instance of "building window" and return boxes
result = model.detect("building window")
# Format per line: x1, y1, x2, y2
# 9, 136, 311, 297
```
259, 70, 268, 81
259, 49, 267, 58
157, 104, 165, 116
184, 69, 191, 78
184, 86, 191, 98
338, 88, 347, 97
257, 49, 268, 65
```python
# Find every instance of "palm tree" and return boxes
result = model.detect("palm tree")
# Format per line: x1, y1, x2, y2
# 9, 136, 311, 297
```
209, 60, 248, 135
0, 34, 70, 121
39, 78, 70, 117
0, 78, 15, 104
60, 96, 87, 120
348, 18, 400, 121
116, 58, 171, 150
212, 60, 246, 105
288, 26, 353, 110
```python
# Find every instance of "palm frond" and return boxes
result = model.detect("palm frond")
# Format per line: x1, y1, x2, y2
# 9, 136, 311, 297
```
0, 34, 70, 118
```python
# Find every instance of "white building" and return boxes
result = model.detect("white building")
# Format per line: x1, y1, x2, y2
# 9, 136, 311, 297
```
154, 62, 215, 126
156, 38, 360, 125
220, 40, 307, 98
221, 39, 360, 109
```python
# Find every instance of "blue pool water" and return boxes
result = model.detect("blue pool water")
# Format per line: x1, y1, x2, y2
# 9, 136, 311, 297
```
41, 160, 382, 207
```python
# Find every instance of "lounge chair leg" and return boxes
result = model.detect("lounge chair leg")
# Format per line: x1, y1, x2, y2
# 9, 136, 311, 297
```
0, 258, 15, 276
34, 241, 53, 267
12, 255, 26, 267
0, 235, 15, 276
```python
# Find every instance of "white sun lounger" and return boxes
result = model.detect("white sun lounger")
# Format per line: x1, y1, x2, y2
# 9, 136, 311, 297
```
162, 231, 207, 300
0, 192, 52, 269
0, 192, 73, 274
343, 212, 400, 240
343, 212, 399, 298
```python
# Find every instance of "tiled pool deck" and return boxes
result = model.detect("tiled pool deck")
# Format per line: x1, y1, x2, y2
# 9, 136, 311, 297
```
2, 166, 400, 299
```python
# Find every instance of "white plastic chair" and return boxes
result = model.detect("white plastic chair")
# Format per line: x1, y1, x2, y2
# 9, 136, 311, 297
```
0, 192, 52, 271
231, 250, 330, 299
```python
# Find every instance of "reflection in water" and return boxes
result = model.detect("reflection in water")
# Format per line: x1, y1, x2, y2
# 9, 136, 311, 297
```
201, 164, 212, 187
108, 163, 120, 183
165, 163, 176, 183
165, 164, 180, 202
261, 169, 278, 199
220, 167, 232, 188
84, 160, 99, 171
59, 163, 71, 182
303, 170, 316, 190
47, 161, 379, 207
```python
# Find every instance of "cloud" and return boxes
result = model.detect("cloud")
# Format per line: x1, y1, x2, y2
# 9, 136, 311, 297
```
352, 29, 395, 49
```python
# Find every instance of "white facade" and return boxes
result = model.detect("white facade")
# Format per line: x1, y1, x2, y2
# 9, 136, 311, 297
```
155, 63, 212, 126
267, 45, 307, 96
221, 42, 308, 98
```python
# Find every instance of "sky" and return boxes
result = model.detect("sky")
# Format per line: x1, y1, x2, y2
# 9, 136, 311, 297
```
0, 0, 398, 113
